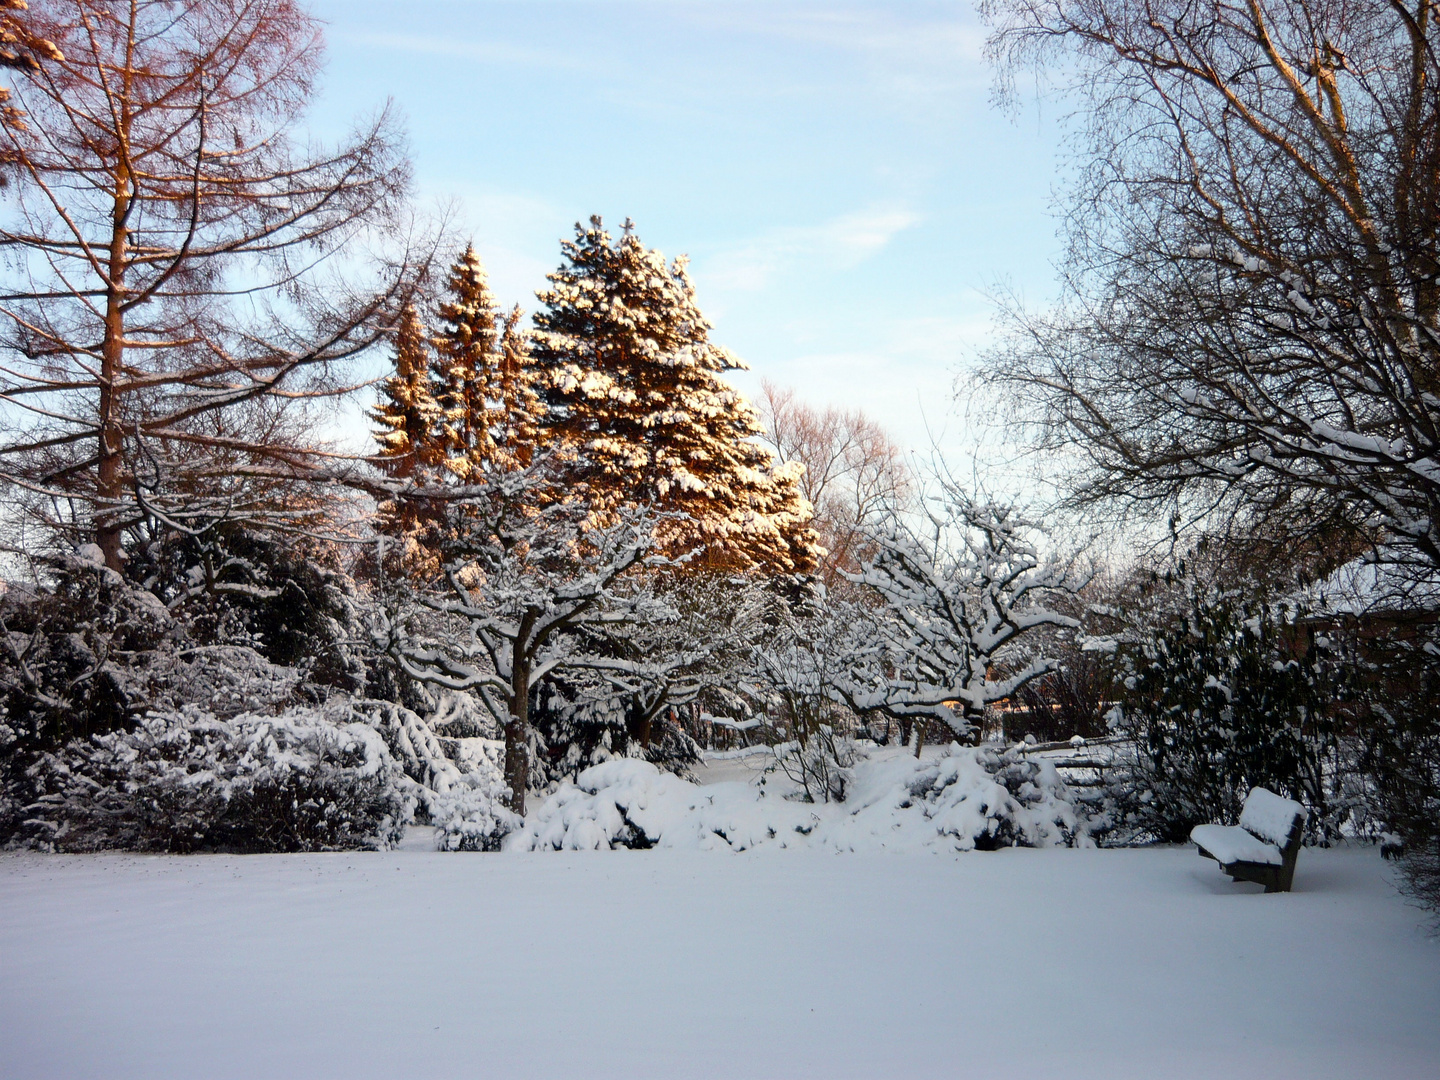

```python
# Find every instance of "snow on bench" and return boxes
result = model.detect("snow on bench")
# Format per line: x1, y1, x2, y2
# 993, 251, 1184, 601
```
1188, 824, 1283, 867
1190, 787, 1308, 893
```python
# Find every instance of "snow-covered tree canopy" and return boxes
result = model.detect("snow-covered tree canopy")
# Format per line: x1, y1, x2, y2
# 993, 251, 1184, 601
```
837, 491, 1089, 735
375, 456, 682, 812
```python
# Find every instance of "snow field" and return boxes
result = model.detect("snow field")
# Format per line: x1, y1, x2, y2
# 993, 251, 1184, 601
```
1, 846, 1436, 1080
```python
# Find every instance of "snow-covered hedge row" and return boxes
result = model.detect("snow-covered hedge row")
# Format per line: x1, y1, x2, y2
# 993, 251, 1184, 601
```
511, 744, 1091, 853
23, 704, 413, 853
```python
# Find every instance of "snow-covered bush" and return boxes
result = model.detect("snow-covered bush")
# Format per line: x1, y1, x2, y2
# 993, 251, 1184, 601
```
902, 744, 1090, 850
510, 744, 1090, 853
358, 697, 518, 851
128, 525, 370, 694
771, 727, 863, 803
1102, 592, 1339, 843
1347, 619, 1440, 919
21, 704, 412, 853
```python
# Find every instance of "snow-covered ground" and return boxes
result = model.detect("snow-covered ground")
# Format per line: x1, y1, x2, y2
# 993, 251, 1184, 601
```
2, 844, 1436, 1079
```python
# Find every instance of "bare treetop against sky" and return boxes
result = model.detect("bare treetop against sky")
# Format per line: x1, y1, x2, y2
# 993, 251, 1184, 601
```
306, 0, 1066, 454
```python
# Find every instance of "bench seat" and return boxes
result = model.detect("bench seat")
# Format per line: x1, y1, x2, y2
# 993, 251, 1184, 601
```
1190, 824, 1282, 866
1190, 787, 1307, 893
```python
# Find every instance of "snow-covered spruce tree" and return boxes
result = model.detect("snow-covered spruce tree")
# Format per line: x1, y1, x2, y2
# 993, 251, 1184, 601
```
368, 302, 449, 576
371, 304, 444, 481
128, 523, 370, 694
1104, 589, 1339, 843
432, 246, 544, 479
376, 455, 675, 814
531, 216, 820, 573
837, 489, 1088, 745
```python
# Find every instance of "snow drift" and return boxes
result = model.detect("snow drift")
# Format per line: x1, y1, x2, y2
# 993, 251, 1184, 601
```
511, 744, 1091, 853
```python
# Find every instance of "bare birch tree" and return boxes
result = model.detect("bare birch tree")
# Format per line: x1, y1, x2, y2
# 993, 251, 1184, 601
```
983, 0, 1440, 575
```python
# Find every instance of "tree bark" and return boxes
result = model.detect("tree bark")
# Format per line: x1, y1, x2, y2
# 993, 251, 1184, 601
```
96, 15, 136, 573
504, 654, 530, 816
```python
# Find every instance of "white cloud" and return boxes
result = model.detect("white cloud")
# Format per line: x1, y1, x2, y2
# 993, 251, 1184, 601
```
703, 205, 920, 291
332, 29, 601, 76
674, 4, 991, 98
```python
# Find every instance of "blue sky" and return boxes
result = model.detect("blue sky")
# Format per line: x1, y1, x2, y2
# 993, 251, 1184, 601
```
308, 0, 1068, 461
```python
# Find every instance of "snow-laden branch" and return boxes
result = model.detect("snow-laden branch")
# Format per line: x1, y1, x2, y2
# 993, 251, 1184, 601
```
834, 492, 1090, 736
374, 464, 687, 814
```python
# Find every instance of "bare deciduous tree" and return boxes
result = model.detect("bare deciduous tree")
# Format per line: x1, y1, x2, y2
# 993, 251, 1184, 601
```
756, 379, 911, 584
0, 0, 428, 570
982, 0, 1440, 575
0, 0, 62, 156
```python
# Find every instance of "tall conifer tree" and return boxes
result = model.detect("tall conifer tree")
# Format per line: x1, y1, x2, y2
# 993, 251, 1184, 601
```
370, 305, 441, 479
531, 217, 820, 573
432, 246, 543, 478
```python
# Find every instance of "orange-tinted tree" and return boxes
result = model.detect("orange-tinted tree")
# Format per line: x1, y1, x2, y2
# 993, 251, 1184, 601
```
0, 0, 426, 570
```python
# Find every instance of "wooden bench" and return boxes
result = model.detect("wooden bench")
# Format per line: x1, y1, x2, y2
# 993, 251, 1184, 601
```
1190, 787, 1308, 893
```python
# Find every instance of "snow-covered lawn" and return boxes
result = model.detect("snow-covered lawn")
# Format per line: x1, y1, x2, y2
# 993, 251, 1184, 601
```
2, 845, 1436, 1079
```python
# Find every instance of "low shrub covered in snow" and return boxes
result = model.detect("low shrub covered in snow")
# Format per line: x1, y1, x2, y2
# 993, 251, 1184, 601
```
360, 698, 518, 851
770, 727, 863, 804
21, 704, 413, 853
510, 744, 1091, 853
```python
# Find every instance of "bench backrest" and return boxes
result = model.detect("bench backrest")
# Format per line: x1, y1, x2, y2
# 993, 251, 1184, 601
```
1239, 787, 1307, 849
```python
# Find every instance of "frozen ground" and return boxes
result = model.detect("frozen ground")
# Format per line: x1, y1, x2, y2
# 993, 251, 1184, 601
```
2, 844, 1437, 1079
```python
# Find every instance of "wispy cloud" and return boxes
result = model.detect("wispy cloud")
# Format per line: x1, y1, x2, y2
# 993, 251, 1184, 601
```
703, 205, 920, 291
332, 29, 602, 77
674, 4, 990, 98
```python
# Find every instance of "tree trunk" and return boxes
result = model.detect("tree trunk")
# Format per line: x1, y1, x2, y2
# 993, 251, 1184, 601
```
96, 45, 135, 574
503, 657, 530, 816
96, 231, 127, 572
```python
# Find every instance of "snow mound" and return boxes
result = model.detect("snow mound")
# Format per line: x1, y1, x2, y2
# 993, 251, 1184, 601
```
510, 745, 1091, 853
